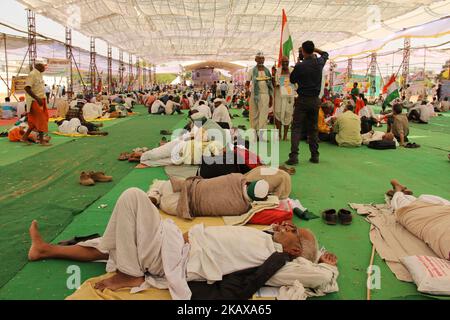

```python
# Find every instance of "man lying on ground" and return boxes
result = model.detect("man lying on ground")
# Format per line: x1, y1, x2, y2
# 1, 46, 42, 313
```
386, 179, 450, 261
135, 111, 229, 168
63, 103, 108, 136
148, 174, 275, 219
28, 187, 338, 299
8, 122, 51, 144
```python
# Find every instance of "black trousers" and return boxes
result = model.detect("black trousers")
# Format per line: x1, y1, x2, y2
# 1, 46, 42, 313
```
318, 132, 331, 142
289, 96, 320, 160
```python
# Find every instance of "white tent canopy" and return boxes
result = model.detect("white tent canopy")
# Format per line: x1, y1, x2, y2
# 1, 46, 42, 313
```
17, 0, 450, 64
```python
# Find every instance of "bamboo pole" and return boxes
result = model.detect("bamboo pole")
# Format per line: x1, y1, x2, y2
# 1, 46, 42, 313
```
367, 244, 376, 301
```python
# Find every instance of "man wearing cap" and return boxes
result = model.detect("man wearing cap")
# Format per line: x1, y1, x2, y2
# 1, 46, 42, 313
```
245, 52, 274, 140
212, 98, 232, 129
148, 174, 271, 219
286, 41, 329, 165
21, 63, 50, 146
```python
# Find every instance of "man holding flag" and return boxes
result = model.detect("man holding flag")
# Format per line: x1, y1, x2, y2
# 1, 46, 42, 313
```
273, 10, 296, 141
382, 74, 400, 113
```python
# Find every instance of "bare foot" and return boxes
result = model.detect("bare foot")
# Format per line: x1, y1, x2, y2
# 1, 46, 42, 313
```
28, 220, 51, 261
135, 164, 150, 169
390, 179, 406, 193
94, 271, 144, 291
390, 179, 413, 194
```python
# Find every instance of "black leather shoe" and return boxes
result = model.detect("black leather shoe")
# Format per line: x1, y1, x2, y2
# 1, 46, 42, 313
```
309, 157, 319, 164
338, 209, 353, 225
322, 209, 337, 225
285, 158, 299, 166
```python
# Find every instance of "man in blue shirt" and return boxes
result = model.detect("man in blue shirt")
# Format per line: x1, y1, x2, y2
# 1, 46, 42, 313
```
286, 41, 329, 165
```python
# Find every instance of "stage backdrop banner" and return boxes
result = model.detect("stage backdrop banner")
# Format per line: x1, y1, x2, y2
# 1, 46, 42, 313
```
46, 58, 70, 76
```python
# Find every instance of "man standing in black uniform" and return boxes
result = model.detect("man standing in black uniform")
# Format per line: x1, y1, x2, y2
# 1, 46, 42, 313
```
286, 41, 329, 165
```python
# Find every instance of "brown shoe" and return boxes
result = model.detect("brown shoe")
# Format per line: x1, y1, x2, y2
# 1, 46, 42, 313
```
80, 172, 95, 186
322, 209, 337, 225
90, 171, 113, 182
338, 209, 353, 225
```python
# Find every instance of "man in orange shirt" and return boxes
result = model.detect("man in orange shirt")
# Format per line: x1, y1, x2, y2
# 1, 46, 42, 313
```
318, 102, 333, 141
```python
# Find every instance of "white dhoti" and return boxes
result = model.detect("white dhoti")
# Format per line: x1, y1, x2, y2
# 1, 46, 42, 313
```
250, 93, 270, 131
79, 188, 191, 299
140, 139, 186, 167
391, 192, 450, 211
274, 92, 294, 126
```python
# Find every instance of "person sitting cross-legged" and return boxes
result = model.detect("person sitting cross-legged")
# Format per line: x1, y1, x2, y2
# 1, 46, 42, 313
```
329, 103, 362, 147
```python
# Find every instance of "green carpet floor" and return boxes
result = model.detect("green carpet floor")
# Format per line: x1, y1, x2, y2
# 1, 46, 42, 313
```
0, 106, 448, 300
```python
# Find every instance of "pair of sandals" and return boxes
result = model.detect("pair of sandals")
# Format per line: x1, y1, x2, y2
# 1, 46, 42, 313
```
118, 152, 140, 162
322, 209, 352, 225
404, 142, 420, 148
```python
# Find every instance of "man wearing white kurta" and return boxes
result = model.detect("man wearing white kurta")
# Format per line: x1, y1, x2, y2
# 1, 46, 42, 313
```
212, 98, 232, 128
28, 188, 339, 300
246, 52, 274, 140
274, 56, 296, 141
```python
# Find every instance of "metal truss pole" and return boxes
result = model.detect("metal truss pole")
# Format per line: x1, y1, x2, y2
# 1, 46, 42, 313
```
89, 37, 96, 94
27, 9, 37, 69
329, 61, 336, 92
369, 53, 377, 96
119, 50, 124, 92
346, 58, 353, 83
129, 55, 133, 91
65, 27, 73, 99
107, 44, 112, 94
402, 38, 411, 89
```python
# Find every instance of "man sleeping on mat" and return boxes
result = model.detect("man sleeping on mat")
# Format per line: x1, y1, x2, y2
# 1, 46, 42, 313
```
28, 188, 338, 300
386, 179, 450, 261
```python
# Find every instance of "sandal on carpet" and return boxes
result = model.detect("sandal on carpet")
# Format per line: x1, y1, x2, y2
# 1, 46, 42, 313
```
405, 142, 420, 148
322, 209, 337, 225
338, 209, 353, 225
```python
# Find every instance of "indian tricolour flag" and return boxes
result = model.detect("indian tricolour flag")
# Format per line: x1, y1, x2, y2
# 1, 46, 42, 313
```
278, 9, 294, 67
382, 74, 400, 108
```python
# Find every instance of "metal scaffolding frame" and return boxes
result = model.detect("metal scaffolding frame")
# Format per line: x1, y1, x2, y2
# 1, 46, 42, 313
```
65, 27, 73, 98
107, 44, 112, 94
346, 58, 353, 82
119, 50, 124, 92
27, 9, 37, 69
142, 63, 146, 89
128, 55, 133, 91
329, 61, 336, 90
89, 37, 96, 93
136, 56, 140, 90
402, 38, 411, 88
369, 53, 377, 96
